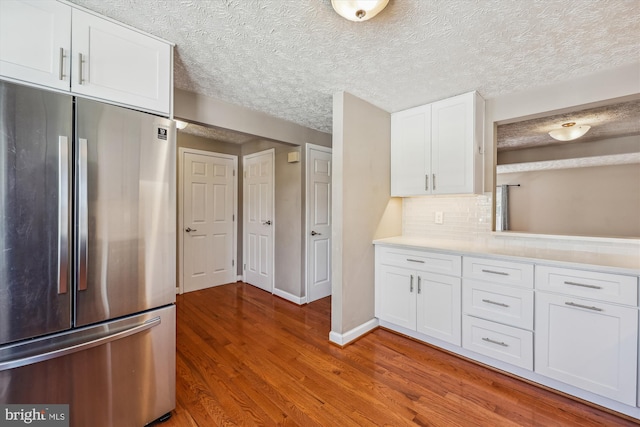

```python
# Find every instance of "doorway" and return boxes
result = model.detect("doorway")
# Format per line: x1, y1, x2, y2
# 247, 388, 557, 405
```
242, 149, 275, 292
179, 148, 237, 293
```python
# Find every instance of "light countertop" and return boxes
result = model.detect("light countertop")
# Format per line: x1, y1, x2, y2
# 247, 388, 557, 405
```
373, 235, 640, 275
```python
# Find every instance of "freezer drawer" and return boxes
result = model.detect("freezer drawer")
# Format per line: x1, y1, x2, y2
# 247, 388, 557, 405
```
0, 305, 175, 427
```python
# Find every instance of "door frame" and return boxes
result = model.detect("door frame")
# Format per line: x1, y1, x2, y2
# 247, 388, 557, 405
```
178, 147, 238, 294
305, 143, 333, 303
242, 148, 275, 292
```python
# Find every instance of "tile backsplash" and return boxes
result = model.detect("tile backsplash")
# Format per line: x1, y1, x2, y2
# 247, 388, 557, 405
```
402, 194, 640, 260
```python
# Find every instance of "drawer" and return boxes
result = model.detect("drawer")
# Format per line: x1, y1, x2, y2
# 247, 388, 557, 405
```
462, 279, 533, 329
535, 265, 638, 306
462, 315, 533, 370
377, 246, 461, 276
463, 256, 533, 288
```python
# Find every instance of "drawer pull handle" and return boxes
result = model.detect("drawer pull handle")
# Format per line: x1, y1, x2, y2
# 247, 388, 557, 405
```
417, 276, 421, 294
482, 299, 509, 308
482, 337, 508, 347
407, 258, 425, 263
481, 269, 509, 276
565, 301, 603, 312
564, 281, 602, 290
410, 275, 414, 293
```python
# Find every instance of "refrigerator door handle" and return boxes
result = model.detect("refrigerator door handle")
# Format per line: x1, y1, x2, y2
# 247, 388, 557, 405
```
78, 138, 89, 291
0, 316, 161, 372
58, 137, 69, 294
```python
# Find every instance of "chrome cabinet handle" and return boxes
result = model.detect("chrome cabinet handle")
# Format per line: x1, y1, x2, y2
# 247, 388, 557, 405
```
482, 299, 509, 308
564, 281, 602, 290
432, 173, 436, 190
481, 269, 509, 276
482, 337, 508, 347
417, 276, 421, 294
406, 258, 425, 263
59, 47, 65, 80
410, 275, 414, 293
565, 301, 603, 312
311, 231, 322, 236
78, 53, 84, 85
185, 227, 197, 232
263, 220, 272, 226
58, 137, 69, 294
425, 174, 429, 191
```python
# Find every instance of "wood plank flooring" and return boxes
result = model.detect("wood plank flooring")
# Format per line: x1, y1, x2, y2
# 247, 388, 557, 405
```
159, 282, 636, 426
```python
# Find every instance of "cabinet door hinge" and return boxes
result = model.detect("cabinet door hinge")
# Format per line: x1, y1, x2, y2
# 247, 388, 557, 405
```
232, 260, 235, 267
233, 169, 236, 177
232, 214, 235, 222
243, 264, 246, 270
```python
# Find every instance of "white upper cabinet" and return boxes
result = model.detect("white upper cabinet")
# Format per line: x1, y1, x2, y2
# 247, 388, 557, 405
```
71, 8, 172, 115
391, 91, 484, 196
0, 1, 172, 116
0, 0, 71, 91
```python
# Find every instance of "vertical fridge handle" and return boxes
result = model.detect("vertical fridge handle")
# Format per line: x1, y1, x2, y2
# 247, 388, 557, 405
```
58, 137, 69, 294
78, 138, 88, 291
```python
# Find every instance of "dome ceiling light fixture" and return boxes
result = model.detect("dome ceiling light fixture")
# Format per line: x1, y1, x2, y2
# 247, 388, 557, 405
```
331, 0, 390, 22
175, 120, 188, 130
548, 122, 591, 141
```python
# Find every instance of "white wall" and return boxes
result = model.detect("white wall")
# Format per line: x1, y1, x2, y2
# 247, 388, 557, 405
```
331, 91, 400, 337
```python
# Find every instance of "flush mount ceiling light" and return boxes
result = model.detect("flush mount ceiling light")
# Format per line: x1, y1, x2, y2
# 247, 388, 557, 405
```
331, 0, 389, 22
548, 122, 591, 141
175, 120, 188, 130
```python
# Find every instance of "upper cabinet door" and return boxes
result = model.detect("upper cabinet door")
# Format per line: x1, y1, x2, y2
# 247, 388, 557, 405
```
0, 0, 71, 91
71, 9, 172, 115
390, 104, 432, 196
431, 91, 483, 195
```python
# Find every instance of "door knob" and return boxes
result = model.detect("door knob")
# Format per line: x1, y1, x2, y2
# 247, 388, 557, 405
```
311, 231, 322, 236
263, 220, 272, 226
185, 227, 197, 232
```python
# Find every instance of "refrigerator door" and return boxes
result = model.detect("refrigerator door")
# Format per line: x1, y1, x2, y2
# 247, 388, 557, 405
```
0, 81, 72, 345
75, 98, 176, 326
0, 305, 176, 427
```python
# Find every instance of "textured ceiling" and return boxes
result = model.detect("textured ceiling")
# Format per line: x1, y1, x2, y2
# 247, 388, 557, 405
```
497, 99, 640, 151
67, 0, 640, 135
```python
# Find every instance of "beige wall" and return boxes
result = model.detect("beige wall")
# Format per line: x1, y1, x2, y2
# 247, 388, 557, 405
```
497, 164, 640, 238
331, 91, 399, 335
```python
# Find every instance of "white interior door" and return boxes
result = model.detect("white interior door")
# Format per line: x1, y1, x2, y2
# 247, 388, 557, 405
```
182, 150, 237, 293
306, 145, 332, 303
243, 149, 274, 292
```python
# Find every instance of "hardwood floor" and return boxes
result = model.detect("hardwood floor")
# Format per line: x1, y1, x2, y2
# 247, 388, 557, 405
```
159, 282, 636, 426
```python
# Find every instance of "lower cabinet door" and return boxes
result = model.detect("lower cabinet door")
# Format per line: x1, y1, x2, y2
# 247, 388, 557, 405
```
416, 272, 461, 345
462, 315, 533, 370
376, 265, 416, 330
535, 292, 638, 406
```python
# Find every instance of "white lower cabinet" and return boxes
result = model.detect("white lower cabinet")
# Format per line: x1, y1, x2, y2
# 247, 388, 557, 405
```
535, 291, 638, 406
462, 316, 533, 369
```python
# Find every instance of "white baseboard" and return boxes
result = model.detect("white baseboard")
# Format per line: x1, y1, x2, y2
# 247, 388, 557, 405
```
329, 318, 379, 346
237, 275, 243, 282
273, 288, 305, 305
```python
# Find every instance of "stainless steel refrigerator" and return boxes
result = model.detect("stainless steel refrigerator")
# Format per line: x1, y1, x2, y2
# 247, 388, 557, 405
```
0, 80, 176, 426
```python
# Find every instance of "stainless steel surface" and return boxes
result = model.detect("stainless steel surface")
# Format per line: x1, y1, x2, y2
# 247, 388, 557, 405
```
58, 137, 69, 295
0, 81, 72, 345
77, 53, 83, 85
565, 301, 604, 312
75, 98, 176, 326
0, 305, 176, 427
58, 47, 65, 81
0, 317, 160, 371
185, 227, 197, 232
481, 269, 510, 276
482, 337, 509, 347
564, 281, 602, 290
77, 138, 88, 292
311, 230, 321, 236
482, 299, 510, 308
406, 258, 425, 263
